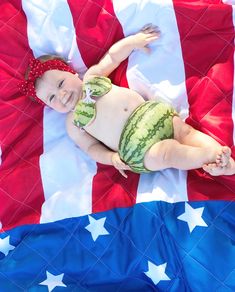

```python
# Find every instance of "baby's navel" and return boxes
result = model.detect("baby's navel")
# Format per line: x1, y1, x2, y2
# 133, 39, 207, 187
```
124, 108, 128, 112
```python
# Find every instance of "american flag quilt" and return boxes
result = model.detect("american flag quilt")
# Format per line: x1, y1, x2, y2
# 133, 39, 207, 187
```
0, 0, 235, 290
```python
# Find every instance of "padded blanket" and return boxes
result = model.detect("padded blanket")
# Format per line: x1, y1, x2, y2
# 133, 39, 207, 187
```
0, 0, 235, 290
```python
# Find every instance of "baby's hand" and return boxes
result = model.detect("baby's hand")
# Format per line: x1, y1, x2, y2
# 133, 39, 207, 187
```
111, 152, 131, 178
133, 23, 160, 53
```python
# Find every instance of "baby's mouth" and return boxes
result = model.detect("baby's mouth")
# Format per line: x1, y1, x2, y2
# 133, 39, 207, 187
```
64, 93, 73, 105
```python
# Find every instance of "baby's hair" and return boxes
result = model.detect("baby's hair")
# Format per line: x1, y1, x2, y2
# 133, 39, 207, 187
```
25, 55, 68, 103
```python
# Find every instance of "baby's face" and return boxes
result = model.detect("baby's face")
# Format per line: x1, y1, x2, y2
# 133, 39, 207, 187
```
36, 69, 82, 113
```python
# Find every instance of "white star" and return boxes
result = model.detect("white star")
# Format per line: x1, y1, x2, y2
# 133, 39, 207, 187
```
85, 215, 109, 241
0, 235, 15, 256
144, 261, 170, 285
39, 271, 66, 291
177, 203, 207, 233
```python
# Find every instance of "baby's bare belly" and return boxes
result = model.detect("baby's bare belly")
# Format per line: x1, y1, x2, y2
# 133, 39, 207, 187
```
84, 86, 145, 151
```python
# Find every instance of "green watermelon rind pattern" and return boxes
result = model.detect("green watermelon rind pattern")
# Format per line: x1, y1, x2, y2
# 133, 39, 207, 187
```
118, 101, 176, 173
73, 76, 112, 127
74, 102, 95, 128
83, 76, 112, 97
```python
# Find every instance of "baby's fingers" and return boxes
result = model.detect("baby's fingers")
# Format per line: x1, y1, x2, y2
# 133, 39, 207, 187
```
119, 169, 128, 178
118, 162, 132, 170
141, 46, 151, 54
146, 36, 160, 47
115, 156, 131, 169
141, 23, 160, 34
143, 33, 160, 50
123, 164, 132, 170
141, 23, 153, 30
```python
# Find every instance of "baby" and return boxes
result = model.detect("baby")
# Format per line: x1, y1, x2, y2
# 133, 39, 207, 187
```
20, 24, 235, 178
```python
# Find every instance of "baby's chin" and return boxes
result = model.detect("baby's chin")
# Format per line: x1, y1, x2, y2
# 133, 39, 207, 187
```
65, 96, 77, 112
57, 103, 74, 113
64, 104, 75, 113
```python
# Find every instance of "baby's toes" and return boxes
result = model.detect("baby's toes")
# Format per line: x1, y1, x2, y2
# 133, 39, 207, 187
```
216, 155, 222, 166
221, 146, 231, 167
203, 163, 218, 175
203, 163, 212, 174
222, 146, 231, 159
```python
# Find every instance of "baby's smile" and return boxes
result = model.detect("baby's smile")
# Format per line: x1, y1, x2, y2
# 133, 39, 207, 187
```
62, 92, 73, 106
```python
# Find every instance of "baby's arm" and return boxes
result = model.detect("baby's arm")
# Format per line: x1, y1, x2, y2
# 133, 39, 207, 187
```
84, 24, 160, 79
66, 118, 130, 177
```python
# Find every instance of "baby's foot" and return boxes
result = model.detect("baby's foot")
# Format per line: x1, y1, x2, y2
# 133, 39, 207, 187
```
202, 163, 226, 176
215, 146, 231, 167
203, 154, 235, 176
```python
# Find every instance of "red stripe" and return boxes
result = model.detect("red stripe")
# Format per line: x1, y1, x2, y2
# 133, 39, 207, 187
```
92, 165, 139, 213
68, 0, 139, 212
67, 0, 130, 87
0, 0, 44, 231
173, 1, 235, 200
68, 0, 124, 67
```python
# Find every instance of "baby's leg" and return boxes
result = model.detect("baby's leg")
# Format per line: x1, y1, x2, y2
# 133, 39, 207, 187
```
172, 116, 233, 171
144, 139, 223, 172
173, 116, 222, 149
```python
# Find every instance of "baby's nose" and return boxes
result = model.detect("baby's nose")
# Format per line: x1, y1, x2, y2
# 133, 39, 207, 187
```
59, 89, 67, 101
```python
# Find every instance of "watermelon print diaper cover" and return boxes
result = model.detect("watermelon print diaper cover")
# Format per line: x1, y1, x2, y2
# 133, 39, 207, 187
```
118, 101, 177, 173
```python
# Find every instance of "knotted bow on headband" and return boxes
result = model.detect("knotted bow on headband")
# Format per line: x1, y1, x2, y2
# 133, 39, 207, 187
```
19, 58, 76, 105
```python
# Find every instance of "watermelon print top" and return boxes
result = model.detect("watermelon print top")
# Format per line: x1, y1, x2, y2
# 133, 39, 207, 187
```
73, 76, 112, 128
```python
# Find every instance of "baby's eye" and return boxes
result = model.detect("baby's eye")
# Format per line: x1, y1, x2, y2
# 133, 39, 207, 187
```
58, 80, 64, 88
49, 94, 55, 102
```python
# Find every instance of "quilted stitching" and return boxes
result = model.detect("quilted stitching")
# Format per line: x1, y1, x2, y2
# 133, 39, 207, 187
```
0, 0, 235, 290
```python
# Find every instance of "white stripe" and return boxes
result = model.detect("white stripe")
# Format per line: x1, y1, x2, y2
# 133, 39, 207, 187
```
222, 0, 235, 4
113, 0, 189, 118
22, 0, 94, 222
113, 0, 188, 203
22, 0, 86, 73
40, 108, 95, 223
137, 169, 188, 204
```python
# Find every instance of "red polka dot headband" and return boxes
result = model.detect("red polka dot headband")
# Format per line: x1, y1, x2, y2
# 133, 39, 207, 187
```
19, 58, 76, 105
